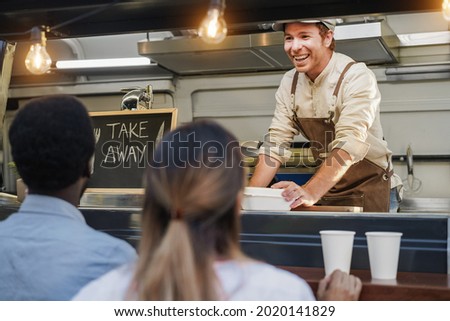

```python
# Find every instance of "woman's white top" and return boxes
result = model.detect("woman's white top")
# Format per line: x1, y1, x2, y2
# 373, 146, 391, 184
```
73, 260, 315, 301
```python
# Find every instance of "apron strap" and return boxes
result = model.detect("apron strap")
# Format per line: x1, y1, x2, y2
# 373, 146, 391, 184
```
327, 61, 358, 121
383, 154, 394, 180
332, 61, 358, 97
291, 71, 300, 96
290, 62, 358, 115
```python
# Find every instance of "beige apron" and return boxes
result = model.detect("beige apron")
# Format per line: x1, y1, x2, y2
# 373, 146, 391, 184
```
290, 62, 392, 212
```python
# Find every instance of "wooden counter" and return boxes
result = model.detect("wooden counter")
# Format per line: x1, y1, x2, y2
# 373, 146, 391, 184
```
279, 266, 450, 300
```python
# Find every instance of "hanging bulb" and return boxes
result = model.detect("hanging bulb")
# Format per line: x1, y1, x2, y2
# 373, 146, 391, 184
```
25, 43, 52, 74
443, 0, 450, 21
198, 0, 227, 44
25, 27, 52, 75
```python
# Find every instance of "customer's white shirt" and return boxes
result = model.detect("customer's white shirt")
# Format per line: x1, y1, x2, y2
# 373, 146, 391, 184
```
73, 260, 315, 301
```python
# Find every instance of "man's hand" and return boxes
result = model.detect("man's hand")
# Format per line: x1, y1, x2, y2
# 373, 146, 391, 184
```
271, 181, 318, 208
271, 149, 353, 208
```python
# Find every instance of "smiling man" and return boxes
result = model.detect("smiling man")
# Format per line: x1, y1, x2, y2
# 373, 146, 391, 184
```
249, 20, 402, 212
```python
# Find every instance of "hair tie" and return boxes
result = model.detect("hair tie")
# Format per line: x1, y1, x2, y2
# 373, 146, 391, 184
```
171, 208, 183, 220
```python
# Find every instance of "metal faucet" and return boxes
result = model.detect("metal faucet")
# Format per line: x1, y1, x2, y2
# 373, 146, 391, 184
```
120, 85, 153, 110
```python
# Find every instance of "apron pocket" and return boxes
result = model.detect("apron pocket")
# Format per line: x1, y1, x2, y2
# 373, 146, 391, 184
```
318, 194, 365, 209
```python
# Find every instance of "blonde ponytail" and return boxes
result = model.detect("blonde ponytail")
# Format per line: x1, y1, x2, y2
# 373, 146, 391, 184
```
136, 220, 218, 300
133, 120, 245, 301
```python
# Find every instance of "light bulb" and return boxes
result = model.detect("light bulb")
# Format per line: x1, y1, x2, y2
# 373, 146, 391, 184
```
443, 0, 450, 21
198, 7, 227, 44
25, 29, 52, 75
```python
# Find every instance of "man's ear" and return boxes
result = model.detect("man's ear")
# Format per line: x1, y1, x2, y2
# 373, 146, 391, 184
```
83, 155, 95, 178
325, 30, 334, 48
83, 163, 91, 178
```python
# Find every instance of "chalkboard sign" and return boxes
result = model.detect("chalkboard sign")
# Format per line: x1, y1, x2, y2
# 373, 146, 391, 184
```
87, 109, 177, 189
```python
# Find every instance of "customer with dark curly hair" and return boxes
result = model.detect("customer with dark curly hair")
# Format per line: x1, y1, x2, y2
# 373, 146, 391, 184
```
0, 95, 137, 300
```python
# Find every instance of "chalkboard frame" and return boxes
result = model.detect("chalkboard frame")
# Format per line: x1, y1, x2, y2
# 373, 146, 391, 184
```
86, 108, 177, 193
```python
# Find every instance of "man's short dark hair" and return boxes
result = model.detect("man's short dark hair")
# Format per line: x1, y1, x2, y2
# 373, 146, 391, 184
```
9, 95, 95, 192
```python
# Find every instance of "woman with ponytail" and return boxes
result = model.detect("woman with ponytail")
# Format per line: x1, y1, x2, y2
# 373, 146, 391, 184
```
74, 120, 361, 301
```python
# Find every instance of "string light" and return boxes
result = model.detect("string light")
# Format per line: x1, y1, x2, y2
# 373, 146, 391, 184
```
198, 0, 227, 44
25, 26, 52, 75
443, 0, 450, 21
0, 0, 120, 75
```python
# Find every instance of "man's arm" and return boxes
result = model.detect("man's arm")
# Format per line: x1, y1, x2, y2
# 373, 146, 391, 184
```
248, 154, 282, 187
272, 148, 352, 207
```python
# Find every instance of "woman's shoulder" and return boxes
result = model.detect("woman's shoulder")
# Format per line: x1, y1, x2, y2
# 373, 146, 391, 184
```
215, 260, 315, 301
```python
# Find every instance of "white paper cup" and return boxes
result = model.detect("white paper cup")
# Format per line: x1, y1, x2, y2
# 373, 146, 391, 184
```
320, 230, 355, 276
366, 231, 403, 280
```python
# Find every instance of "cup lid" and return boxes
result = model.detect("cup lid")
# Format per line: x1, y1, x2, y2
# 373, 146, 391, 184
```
365, 231, 403, 237
320, 230, 355, 235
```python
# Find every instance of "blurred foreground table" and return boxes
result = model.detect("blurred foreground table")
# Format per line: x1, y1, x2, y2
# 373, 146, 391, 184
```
279, 266, 450, 300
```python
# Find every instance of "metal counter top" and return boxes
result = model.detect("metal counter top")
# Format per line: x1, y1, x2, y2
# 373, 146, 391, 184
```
0, 192, 19, 206
1, 193, 450, 218
80, 190, 144, 208
0, 194, 448, 274
399, 197, 450, 213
